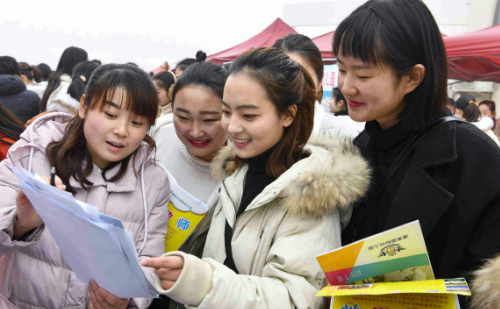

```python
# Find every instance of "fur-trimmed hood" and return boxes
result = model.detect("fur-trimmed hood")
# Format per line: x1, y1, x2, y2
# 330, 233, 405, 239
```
472, 255, 500, 308
210, 136, 370, 219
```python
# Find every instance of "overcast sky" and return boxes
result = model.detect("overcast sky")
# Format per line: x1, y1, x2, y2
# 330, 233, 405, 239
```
1, 0, 469, 71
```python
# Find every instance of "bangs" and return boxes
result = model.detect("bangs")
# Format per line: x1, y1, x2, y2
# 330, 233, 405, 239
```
333, 9, 389, 66
87, 68, 158, 125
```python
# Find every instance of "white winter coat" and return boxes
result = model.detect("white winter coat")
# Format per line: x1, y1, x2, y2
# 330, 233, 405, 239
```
154, 137, 370, 309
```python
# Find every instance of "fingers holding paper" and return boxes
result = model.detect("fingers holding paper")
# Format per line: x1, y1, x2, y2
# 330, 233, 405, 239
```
89, 280, 130, 309
141, 256, 184, 290
13, 175, 65, 240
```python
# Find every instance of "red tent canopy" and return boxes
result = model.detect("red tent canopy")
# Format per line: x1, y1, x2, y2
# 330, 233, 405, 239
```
444, 24, 500, 83
206, 18, 297, 65
311, 31, 335, 59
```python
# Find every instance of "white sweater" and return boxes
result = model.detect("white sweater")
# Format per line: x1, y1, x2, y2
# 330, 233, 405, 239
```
154, 124, 220, 207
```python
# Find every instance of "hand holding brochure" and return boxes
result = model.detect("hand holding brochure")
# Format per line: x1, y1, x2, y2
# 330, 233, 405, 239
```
11, 167, 159, 299
163, 168, 209, 252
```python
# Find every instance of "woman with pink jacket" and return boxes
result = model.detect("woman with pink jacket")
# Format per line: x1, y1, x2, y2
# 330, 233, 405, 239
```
0, 64, 170, 309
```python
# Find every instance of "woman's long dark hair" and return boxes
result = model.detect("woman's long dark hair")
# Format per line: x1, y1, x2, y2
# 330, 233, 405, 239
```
46, 64, 158, 192
0, 100, 24, 146
227, 47, 316, 178
333, 0, 448, 132
463, 103, 481, 123
40, 47, 88, 112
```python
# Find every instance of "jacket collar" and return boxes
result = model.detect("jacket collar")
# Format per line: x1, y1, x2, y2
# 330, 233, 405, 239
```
384, 122, 458, 233
211, 136, 371, 220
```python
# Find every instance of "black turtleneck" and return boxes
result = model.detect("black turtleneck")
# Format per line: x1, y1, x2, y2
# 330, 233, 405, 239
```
361, 120, 417, 232
224, 145, 277, 273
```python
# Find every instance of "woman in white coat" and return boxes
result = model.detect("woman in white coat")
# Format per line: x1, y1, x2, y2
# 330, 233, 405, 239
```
141, 48, 370, 309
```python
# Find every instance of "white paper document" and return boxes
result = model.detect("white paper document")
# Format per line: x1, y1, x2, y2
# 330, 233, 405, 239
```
11, 167, 159, 299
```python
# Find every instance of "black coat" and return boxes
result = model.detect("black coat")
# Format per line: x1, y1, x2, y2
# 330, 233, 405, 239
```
343, 120, 500, 285
0, 74, 40, 124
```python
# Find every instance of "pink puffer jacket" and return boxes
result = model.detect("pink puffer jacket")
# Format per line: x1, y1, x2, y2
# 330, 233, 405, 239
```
0, 113, 170, 309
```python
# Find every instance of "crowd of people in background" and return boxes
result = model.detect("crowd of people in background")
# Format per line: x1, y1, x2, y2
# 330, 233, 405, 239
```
1, 0, 500, 308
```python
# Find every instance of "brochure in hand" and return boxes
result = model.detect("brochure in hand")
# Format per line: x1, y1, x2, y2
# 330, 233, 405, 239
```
163, 168, 209, 252
316, 220, 434, 286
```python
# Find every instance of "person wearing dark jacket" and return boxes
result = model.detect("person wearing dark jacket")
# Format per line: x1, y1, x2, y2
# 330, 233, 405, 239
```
0, 56, 40, 124
334, 1, 500, 308
0, 74, 40, 124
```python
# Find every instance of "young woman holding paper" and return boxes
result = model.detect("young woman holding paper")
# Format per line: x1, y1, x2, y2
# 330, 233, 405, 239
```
141, 47, 370, 309
0, 63, 170, 309
332, 0, 500, 295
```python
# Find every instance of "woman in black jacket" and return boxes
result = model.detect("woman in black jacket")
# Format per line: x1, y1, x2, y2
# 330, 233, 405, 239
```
337, 0, 500, 303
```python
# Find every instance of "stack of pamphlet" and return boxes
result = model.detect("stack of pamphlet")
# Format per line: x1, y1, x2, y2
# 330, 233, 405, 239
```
316, 221, 471, 309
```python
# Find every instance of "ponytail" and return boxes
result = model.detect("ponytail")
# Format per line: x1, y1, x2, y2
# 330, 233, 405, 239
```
67, 76, 87, 101
67, 60, 102, 101
463, 102, 481, 123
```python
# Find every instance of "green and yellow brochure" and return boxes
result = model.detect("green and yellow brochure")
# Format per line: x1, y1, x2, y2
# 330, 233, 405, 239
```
316, 221, 434, 286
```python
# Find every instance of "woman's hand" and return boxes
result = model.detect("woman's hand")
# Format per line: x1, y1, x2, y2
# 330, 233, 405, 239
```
13, 175, 66, 240
141, 256, 184, 290
88, 280, 130, 309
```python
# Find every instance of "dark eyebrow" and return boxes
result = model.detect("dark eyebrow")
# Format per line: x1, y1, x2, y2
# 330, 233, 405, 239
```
200, 111, 222, 115
175, 107, 221, 115
337, 58, 373, 70
221, 100, 259, 110
104, 101, 121, 109
175, 107, 190, 114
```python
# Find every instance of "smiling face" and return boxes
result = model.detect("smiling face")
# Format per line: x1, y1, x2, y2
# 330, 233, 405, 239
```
173, 86, 227, 162
153, 80, 171, 107
221, 73, 294, 159
79, 87, 149, 169
337, 53, 408, 129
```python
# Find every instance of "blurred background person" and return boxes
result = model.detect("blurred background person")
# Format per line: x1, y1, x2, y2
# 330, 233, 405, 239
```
330, 87, 365, 133
153, 71, 176, 117
463, 102, 500, 146
173, 50, 206, 78
446, 98, 455, 114
0, 100, 24, 161
273, 34, 358, 139
454, 94, 475, 119
478, 100, 496, 129
40, 46, 87, 112
18, 62, 45, 99
49, 60, 101, 115
0, 56, 40, 124
36, 63, 52, 83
